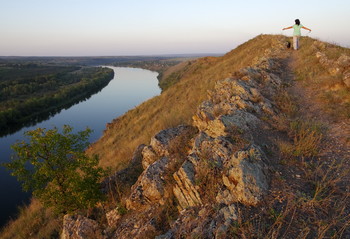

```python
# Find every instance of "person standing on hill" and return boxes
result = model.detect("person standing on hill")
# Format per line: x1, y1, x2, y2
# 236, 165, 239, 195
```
283, 19, 311, 50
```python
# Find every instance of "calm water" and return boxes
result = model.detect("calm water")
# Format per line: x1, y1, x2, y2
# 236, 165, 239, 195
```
0, 66, 160, 227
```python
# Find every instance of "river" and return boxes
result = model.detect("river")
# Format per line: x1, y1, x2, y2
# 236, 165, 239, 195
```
0, 66, 161, 227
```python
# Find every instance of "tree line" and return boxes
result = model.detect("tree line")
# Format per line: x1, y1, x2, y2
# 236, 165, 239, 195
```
0, 64, 114, 136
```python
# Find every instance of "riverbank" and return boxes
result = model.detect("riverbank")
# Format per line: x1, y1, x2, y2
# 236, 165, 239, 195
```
0, 66, 161, 230
0, 65, 114, 136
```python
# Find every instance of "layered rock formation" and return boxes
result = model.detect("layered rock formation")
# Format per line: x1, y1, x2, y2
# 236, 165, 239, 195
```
61, 38, 290, 238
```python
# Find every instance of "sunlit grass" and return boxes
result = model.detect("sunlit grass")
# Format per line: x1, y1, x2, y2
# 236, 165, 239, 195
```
88, 34, 287, 170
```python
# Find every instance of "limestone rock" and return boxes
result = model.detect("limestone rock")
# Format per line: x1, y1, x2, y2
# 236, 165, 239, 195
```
150, 125, 194, 157
127, 125, 196, 210
249, 87, 263, 103
111, 208, 159, 239
313, 41, 327, 50
173, 160, 202, 209
106, 208, 121, 227
336, 54, 350, 68
216, 189, 236, 205
194, 110, 259, 139
191, 132, 233, 163
193, 74, 278, 141
316, 51, 350, 77
141, 145, 158, 170
126, 157, 170, 210
316, 51, 327, 63
61, 215, 103, 239
157, 204, 237, 239
222, 145, 269, 205
219, 204, 237, 222
343, 70, 350, 88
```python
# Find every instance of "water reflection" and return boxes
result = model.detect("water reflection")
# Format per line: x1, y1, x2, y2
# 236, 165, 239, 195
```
0, 91, 103, 137
0, 67, 160, 227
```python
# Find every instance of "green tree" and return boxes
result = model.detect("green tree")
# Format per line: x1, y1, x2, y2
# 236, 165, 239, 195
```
3, 125, 107, 214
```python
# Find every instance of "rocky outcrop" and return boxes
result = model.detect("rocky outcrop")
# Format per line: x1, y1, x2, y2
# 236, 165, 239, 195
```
172, 130, 269, 208
110, 60, 275, 236
156, 204, 238, 239
109, 207, 163, 239
61, 37, 287, 239
126, 125, 195, 211
126, 156, 173, 210
61, 215, 103, 239
141, 146, 158, 170
141, 125, 194, 169
149, 125, 195, 157
314, 42, 350, 88
106, 208, 122, 227
344, 71, 350, 88
220, 145, 269, 205
173, 159, 202, 209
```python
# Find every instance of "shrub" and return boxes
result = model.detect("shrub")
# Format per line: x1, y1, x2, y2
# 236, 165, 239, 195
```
3, 125, 107, 214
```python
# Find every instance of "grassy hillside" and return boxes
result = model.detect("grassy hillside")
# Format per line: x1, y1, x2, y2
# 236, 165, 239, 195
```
1, 34, 349, 238
292, 37, 350, 118
88, 34, 287, 170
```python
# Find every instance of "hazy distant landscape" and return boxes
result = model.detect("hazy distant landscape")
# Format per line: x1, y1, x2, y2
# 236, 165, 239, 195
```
1, 0, 349, 238
0, 54, 212, 135
0, 61, 114, 135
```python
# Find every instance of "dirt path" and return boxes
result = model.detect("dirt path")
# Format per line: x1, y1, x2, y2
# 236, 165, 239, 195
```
288, 52, 350, 184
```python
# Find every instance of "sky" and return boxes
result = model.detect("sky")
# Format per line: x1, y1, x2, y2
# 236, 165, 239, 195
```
0, 0, 349, 56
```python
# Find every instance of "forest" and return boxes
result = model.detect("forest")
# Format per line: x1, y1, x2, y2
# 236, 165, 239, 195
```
0, 62, 114, 136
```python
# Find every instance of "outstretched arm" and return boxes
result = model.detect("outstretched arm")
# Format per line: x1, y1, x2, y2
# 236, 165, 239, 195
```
282, 26, 293, 30
302, 26, 312, 32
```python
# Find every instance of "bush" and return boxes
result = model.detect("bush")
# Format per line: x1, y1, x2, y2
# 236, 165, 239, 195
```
3, 125, 107, 214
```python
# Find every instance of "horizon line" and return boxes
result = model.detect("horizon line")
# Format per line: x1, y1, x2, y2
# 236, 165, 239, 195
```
0, 53, 224, 58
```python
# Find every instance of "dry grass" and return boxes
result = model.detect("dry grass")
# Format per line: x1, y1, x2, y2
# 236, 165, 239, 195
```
274, 89, 299, 118
279, 119, 324, 159
227, 158, 349, 239
293, 37, 350, 119
0, 198, 62, 239
88, 34, 287, 171
264, 40, 350, 237
274, 84, 324, 160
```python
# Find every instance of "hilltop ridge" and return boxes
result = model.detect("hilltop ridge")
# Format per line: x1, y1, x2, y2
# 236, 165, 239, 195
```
1, 35, 349, 238
71, 35, 350, 238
